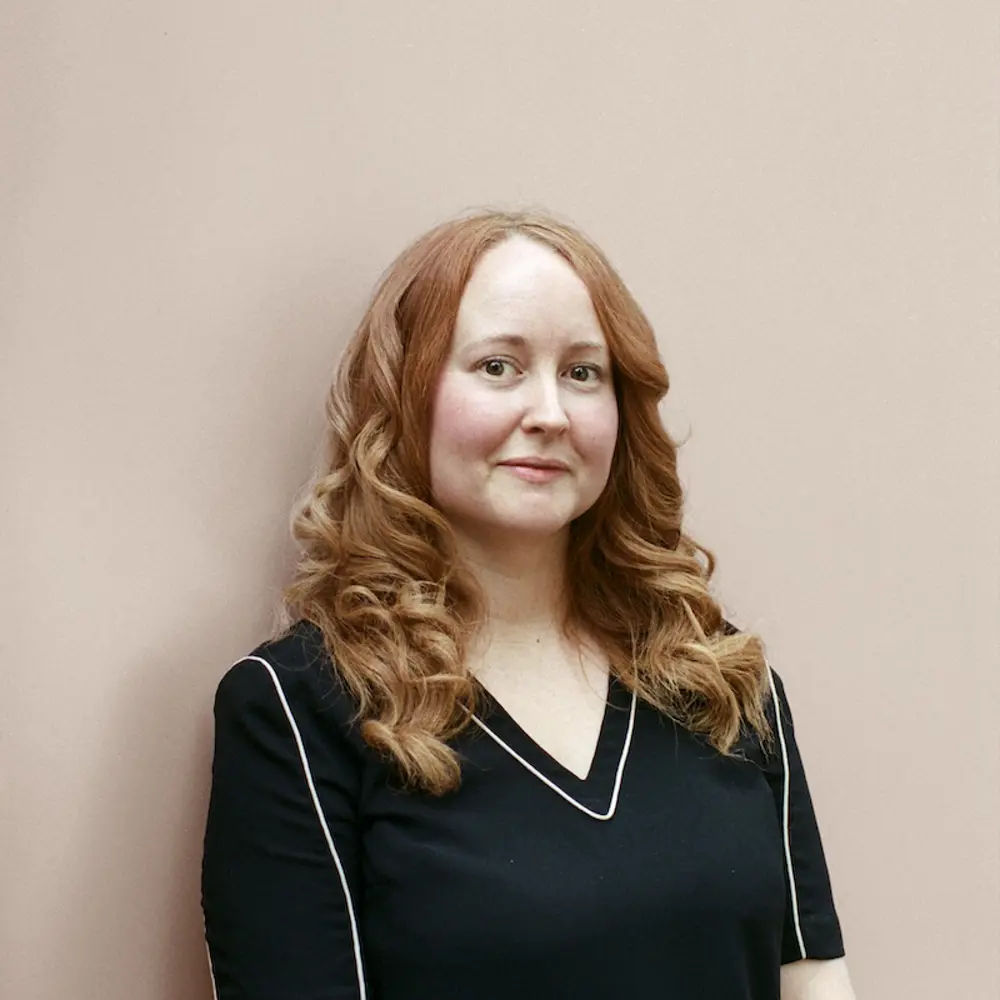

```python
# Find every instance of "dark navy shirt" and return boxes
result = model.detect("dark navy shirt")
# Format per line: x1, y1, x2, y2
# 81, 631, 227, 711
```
202, 620, 845, 999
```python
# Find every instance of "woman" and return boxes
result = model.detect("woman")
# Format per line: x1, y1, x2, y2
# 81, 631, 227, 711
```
201, 209, 855, 999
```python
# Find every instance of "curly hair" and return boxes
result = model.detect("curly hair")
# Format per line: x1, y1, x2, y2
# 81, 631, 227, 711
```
280, 207, 774, 794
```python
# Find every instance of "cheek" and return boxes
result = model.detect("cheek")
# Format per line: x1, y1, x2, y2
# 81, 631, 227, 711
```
573, 399, 620, 466
430, 381, 509, 460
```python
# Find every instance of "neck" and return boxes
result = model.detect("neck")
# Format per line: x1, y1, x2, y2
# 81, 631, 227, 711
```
455, 531, 570, 641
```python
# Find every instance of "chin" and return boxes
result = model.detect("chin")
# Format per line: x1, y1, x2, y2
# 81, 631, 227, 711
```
447, 511, 571, 543
498, 519, 571, 537
483, 507, 580, 539
441, 493, 591, 544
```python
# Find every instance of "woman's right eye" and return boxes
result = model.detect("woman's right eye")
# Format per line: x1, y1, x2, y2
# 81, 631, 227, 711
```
479, 358, 516, 378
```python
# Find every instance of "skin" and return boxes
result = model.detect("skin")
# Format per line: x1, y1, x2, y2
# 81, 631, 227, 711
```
780, 956, 857, 1000
428, 234, 619, 633
427, 233, 619, 774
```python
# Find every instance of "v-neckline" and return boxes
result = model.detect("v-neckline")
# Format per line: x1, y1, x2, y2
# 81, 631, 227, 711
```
469, 674, 637, 819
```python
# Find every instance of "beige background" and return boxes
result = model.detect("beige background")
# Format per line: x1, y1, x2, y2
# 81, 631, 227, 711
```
3, 3, 998, 998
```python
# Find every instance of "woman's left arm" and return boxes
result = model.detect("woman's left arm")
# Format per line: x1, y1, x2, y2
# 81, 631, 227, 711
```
759, 664, 853, 996
781, 955, 857, 999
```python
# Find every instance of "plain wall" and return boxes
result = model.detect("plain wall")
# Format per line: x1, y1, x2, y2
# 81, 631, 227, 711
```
3, 3, 998, 998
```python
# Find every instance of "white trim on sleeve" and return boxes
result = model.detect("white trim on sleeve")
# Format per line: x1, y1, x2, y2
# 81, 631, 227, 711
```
237, 654, 368, 999
766, 659, 807, 960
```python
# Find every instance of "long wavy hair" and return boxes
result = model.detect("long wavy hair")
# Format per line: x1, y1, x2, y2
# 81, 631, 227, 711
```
280, 207, 774, 794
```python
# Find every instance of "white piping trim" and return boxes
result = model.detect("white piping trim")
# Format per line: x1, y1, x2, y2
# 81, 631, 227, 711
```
468, 690, 637, 821
204, 938, 219, 1000
766, 659, 807, 960
238, 655, 368, 1000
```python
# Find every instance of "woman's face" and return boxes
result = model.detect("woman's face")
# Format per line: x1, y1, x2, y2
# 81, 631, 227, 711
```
428, 236, 619, 550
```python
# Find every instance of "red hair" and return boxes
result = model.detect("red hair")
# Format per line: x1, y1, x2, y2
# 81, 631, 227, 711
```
280, 208, 773, 794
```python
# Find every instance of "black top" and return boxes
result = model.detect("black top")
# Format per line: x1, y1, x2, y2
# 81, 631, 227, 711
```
202, 620, 845, 1000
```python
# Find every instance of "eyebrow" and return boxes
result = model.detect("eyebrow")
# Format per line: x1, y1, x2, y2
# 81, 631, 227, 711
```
467, 333, 608, 353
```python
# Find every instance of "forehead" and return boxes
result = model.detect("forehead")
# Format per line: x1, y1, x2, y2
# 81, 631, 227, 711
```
451, 236, 606, 350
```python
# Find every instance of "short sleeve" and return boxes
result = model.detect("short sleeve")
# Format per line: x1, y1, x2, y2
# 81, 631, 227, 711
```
202, 654, 368, 999
762, 665, 847, 965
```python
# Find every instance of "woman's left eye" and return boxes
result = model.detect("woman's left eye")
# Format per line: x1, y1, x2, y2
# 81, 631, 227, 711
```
569, 364, 602, 382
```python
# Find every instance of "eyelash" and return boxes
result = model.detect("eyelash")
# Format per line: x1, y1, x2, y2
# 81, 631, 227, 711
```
477, 357, 605, 383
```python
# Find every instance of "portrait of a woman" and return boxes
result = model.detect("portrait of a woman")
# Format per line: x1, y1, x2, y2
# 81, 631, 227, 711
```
201, 209, 854, 999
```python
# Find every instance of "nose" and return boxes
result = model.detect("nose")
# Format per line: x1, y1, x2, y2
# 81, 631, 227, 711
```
520, 373, 570, 435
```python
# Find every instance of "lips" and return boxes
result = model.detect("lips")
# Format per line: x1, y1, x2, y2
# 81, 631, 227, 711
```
498, 460, 570, 485
498, 458, 570, 471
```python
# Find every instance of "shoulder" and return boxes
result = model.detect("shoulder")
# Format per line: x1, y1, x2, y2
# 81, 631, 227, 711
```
719, 617, 792, 744
213, 620, 360, 737
720, 617, 783, 688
